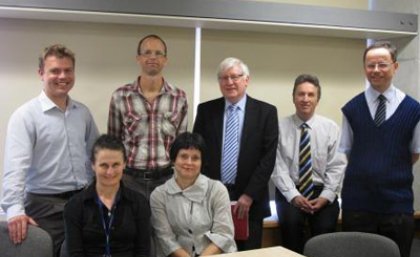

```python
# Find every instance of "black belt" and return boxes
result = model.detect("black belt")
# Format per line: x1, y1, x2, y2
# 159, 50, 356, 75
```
297, 184, 324, 198
298, 184, 324, 190
30, 189, 84, 199
124, 166, 173, 180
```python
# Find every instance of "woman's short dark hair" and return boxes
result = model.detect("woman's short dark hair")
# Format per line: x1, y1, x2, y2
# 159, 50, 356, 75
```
169, 132, 207, 169
90, 134, 126, 163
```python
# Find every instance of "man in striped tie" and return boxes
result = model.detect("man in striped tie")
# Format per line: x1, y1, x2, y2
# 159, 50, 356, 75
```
339, 41, 420, 257
271, 74, 346, 253
193, 57, 278, 251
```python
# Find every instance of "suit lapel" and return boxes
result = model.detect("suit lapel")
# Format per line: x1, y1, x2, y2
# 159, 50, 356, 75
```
240, 96, 256, 150
213, 98, 226, 156
214, 98, 225, 143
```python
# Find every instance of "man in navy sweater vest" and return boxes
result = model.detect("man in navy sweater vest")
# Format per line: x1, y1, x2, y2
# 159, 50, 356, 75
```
339, 41, 420, 257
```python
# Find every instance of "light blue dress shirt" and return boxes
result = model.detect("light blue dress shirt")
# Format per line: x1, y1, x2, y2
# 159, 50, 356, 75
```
1, 91, 99, 220
221, 95, 247, 172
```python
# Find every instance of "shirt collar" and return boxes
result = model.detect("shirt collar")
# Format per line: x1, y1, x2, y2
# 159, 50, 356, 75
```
82, 182, 129, 203
134, 76, 173, 94
166, 174, 208, 203
38, 90, 75, 112
224, 94, 247, 112
366, 84, 396, 104
292, 113, 316, 129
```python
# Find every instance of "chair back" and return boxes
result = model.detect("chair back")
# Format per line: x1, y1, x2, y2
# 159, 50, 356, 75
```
0, 221, 53, 257
303, 232, 400, 257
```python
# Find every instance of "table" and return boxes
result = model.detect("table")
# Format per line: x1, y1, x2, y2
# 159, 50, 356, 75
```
208, 246, 305, 257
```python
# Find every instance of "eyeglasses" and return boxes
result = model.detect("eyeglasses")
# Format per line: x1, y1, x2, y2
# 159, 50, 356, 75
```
139, 50, 166, 58
218, 74, 244, 82
365, 62, 394, 71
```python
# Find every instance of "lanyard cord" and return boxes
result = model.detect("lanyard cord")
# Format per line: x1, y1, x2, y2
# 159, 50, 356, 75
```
95, 189, 121, 257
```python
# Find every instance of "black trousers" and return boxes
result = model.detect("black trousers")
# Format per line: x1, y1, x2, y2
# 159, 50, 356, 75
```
235, 219, 263, 251
342, 210, 415, 257
275, 188, 339, 254
122, 167, 172, 199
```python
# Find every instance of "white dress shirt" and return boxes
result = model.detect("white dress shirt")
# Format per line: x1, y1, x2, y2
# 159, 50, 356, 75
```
271, 114, 346, 203
339, 85, 420, 154
1, 91, 99, 220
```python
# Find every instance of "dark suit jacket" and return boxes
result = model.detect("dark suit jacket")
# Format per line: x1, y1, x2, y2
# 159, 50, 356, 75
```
193, 95, 278, 220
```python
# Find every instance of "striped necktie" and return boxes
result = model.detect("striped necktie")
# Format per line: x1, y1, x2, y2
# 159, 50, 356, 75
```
374, 94, 386, 126
298, 123, 314, 199
221, 105, 239, 184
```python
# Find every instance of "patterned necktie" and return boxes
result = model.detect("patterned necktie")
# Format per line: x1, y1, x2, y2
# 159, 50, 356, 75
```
298, 123, 314, 199
221, 105, 239, 184
374, 94, 386, 127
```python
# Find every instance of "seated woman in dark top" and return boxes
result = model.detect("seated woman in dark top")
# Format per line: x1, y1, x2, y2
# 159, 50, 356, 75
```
63, 134, 150, 257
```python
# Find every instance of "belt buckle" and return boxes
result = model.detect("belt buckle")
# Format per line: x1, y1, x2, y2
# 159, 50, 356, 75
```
142, 171, 154, 180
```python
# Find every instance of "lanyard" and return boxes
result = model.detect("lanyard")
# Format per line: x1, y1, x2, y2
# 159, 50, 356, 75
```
95, 190, 121, 257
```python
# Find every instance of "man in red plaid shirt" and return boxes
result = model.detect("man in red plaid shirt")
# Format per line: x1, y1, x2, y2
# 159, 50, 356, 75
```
108, 34, 188, 198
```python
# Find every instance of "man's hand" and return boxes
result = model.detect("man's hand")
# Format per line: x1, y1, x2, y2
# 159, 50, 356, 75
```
292, 195, 314, 214
309, 197, 329, 212
233, 194, 253, 219
7, 215, 38, 244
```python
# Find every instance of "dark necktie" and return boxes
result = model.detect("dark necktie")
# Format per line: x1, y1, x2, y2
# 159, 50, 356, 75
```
374, 94, 386, 126
298, 123, 314, 199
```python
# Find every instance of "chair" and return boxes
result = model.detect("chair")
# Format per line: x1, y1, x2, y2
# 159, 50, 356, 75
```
303, 232, 400, 257
0, 221, 53, 257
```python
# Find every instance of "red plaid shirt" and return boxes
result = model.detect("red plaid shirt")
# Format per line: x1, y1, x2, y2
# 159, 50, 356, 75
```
108, 77, 188, 169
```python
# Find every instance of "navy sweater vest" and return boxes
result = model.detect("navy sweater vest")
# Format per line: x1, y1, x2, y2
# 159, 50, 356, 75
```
342, 93, 420, 214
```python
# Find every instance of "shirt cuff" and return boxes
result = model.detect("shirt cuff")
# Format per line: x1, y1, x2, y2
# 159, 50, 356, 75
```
205, 231, 236, 253
160, 240, 182, 257
6, 204, 25, 221
282, 188, 301, 203
319, 189, 337, 203
337, 146, 351, 154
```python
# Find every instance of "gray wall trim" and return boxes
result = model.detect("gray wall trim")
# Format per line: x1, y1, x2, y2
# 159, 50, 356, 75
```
0, 0, 417, 32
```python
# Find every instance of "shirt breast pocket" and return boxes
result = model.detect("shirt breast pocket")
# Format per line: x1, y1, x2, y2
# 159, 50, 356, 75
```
160, 111, 181, 138
312, 151, 327, 178
123, 113, 146, 137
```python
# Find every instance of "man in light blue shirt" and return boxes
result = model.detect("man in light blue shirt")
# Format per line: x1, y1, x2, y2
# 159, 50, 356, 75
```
1, 44, 99, 257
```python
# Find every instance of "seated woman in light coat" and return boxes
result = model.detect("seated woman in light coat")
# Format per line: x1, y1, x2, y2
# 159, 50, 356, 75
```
151, 132, 236, 257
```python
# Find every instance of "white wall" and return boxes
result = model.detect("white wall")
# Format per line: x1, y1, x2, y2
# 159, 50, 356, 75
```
0, 18, 196, 204
1, 19, 196, 132
200, 30, 364, 122
0, 17, 366, 207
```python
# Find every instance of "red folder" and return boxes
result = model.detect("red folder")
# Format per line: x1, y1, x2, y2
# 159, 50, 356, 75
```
231, 201, 249, 240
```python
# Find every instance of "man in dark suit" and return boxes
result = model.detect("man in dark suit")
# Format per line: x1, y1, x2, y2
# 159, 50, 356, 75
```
193, 57, 278, 250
